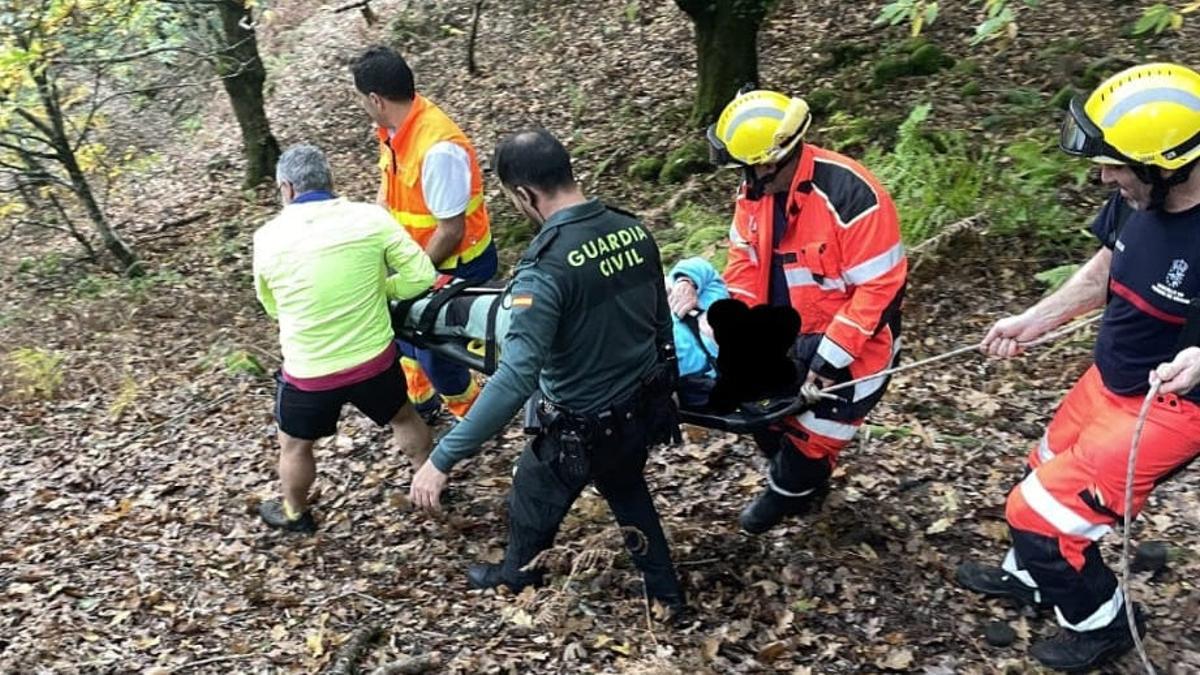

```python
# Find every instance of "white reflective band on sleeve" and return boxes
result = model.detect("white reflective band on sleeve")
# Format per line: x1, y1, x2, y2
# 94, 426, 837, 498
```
852, 338, 902, 402
785, 267, 847, 292
796, 411, 859, 441
1055, 587, 1123, 632
833, 314, 873, 336
766, 474, 818, 499
816, 336, 854, 368
842, 242, 905, 286
1018, 472, 1113, 541
1002, 548, 1041, 595
1038, 434, 1056, 464
727, 286, 754, 298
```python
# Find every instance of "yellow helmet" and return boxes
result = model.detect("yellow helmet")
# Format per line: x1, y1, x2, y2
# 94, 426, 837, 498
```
1060, 62, 1200, 170
707, 90, 812, 167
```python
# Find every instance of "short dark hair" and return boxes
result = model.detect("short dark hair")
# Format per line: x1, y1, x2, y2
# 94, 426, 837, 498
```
493, 128, 576, 194
351, 46, 415, 101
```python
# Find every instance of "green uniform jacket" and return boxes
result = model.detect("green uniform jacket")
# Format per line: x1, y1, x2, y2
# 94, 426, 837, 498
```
430, 199, 672, 473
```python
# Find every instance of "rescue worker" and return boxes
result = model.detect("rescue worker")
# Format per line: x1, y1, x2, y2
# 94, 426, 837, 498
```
351, 46, 496, 423
957, 63, 1200, 672
253, 144, 436, 533
408, 128, 686, 614
690, 89, 907, 534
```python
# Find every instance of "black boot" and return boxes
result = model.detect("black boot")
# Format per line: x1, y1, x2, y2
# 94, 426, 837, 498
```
258, 498, 317, 534
956, 561, 1050, 609
738, 486, 826, 534
467, 563, 545, 592
1030, 603, 1146, 673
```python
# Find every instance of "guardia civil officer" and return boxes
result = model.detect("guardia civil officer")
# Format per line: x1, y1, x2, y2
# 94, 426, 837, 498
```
409, 128, 685, 614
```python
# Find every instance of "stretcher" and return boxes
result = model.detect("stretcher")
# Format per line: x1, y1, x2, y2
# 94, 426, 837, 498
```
390, 281, 809, 433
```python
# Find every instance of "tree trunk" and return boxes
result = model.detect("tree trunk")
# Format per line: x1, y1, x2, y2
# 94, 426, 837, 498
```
675, 0, 775, 127
31, 68, 141, 275
215, 0, 280, 188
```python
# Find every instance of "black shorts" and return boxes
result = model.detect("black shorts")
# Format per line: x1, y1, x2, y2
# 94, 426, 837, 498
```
274, 360, 408, 440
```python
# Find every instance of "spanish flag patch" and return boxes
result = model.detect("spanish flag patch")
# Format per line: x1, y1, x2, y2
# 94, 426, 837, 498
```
511, 294, 534, 308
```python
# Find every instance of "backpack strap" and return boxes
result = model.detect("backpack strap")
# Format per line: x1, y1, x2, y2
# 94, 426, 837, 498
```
681, 309, 719, 375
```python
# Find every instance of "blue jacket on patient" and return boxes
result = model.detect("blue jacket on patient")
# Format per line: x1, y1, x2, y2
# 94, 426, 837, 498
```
668, 257, 727, 379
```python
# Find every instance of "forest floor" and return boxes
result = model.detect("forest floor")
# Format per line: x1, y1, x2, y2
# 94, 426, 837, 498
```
2, 0, 1199, 673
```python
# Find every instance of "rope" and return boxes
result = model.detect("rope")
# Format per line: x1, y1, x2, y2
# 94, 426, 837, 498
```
1122, 383, 1160, 675
813, 312, 1104, 400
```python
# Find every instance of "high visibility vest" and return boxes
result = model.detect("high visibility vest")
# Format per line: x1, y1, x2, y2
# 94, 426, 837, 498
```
723, 144, 907, 400
377, 95, 492, 269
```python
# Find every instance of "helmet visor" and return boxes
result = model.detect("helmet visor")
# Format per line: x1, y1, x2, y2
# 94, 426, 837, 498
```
1059, 97, 1131, 164
706, 124, 744, 168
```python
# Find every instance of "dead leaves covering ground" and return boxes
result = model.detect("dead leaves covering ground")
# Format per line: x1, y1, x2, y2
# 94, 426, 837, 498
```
3, 0, 1200, 673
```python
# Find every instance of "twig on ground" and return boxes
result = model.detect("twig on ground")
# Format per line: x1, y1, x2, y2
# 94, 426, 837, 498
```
467, 0, 484, 75
106, 390, 238, 450
327, 622, 384, 675
169, 653, 260, 673
368, 653, 441, 675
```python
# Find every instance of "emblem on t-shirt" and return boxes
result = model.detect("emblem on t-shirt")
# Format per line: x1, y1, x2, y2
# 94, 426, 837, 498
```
1152, 258, 1192, 305
1167, 259, 1188, 289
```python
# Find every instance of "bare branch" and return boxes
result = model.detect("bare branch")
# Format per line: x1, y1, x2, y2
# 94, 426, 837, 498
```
0, 140, 58, 161
52, 44, 209, 66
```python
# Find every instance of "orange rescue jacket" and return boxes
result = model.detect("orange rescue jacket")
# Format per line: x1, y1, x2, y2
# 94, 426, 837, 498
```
724, 144, 906, 400
377, 95, 492, 269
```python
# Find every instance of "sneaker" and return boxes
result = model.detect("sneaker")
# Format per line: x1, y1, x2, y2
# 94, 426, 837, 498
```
419, 406, 445, 427
1030, 603, 1146, 673
956, 561, 1050, 609
466, 562, 544, 592
738, 485, 827, 534
258, 498, 316, 534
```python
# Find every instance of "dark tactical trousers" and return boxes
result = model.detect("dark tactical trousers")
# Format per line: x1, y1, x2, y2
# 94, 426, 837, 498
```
500, 398, 682, 603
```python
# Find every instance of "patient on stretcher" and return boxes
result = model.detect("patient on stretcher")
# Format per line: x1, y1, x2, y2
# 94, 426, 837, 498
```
389, 258, 813, 431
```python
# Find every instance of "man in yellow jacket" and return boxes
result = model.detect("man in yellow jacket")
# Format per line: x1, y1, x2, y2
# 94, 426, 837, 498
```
253, 144, 436, 533
352, 46, 497, 423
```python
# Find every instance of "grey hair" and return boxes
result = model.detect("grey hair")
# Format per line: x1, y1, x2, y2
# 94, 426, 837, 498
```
276, 144, 334, 194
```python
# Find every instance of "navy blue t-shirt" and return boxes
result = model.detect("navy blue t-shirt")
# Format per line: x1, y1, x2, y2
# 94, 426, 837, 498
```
1091, 192, 1200, 404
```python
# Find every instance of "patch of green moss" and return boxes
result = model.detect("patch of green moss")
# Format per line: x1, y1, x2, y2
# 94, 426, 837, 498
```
952, 58, 981, 77
659, 141, 713, 184
1003, 87, 1043, 108
909, 44, 955, 75
872, 57, 914, 87
627, 156, 664, 182
959, 81, 983, 98
1049, 85, 1076, 110
822, 42, 874, 70
806, 88, 839, 115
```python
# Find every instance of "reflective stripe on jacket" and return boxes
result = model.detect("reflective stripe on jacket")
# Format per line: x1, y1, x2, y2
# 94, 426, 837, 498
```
723, 144, 906, 391
377, 95, 492, 269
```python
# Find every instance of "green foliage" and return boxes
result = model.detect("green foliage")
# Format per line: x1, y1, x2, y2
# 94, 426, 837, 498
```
1131, 3, 1196, 36
872, 41, 952, 86
821, 43, 874, 71
628, 156, 665, 182
16, 252, 65, 278
863, 104, 1090, 247
623, 0, 641, 23
865, 104, 984, 245
657, 202, 729, 271
805, 88, 838, 115
5, 347, 64, 401
224, 350, 267, 379
872, 0, 1039, 45
659, 141, 713, 183
874, 0, 939, 37
1048, 85, 1076, 111
1035, 263, 1081, 294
